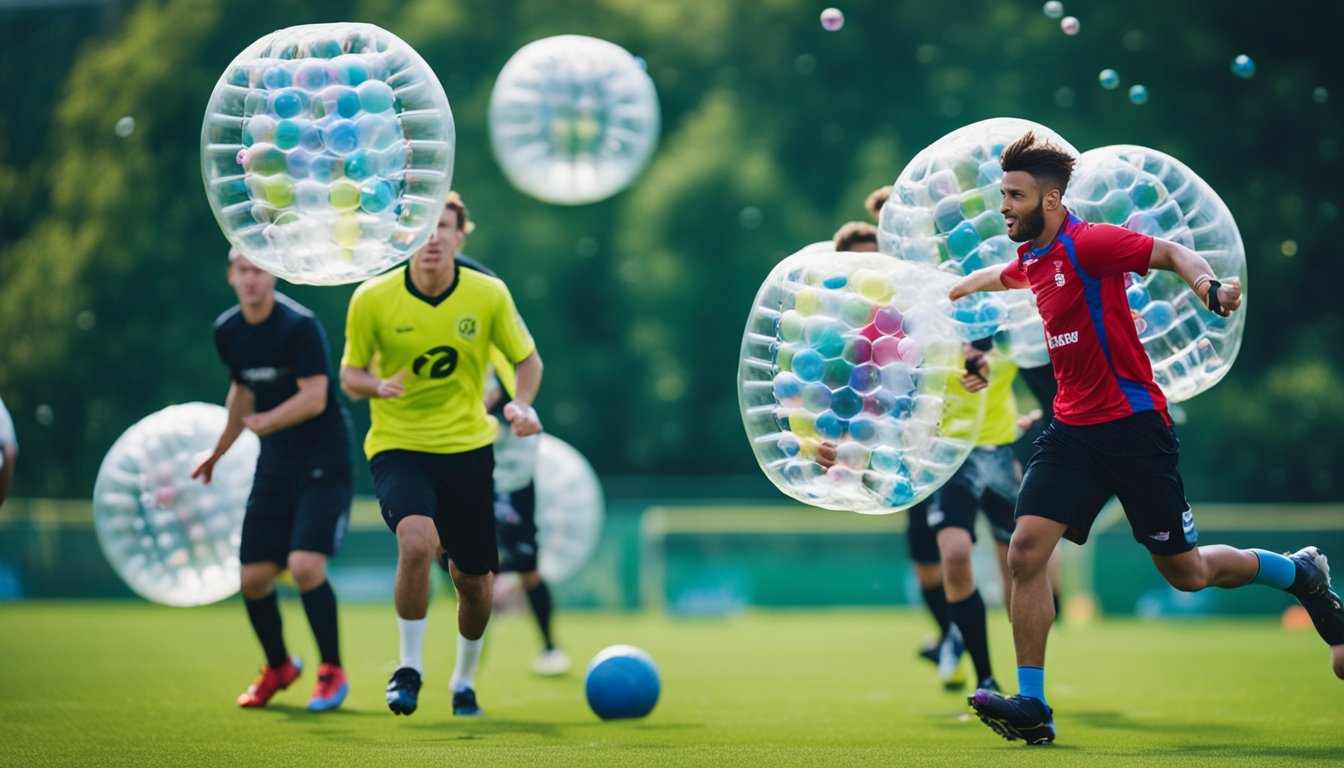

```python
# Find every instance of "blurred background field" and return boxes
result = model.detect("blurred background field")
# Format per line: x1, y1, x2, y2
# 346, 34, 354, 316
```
1, 0, 1342, 763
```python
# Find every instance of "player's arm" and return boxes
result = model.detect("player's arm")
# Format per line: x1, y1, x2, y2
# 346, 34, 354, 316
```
242, 374, 328, 436
192, 381, 253, 484
1148, 238, 1242, 317
340, 365, 406, 400
0, 442, 16, 508
949, 264, 1013, 300
502, 351, 543, 437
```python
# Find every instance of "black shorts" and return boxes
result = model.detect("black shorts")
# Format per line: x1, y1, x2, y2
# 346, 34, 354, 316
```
905, 448, 1017, 565
369, 446, 498, 576
495, 482, 539, 573
1016, 410, 1196, 556
240, 466, 352, 565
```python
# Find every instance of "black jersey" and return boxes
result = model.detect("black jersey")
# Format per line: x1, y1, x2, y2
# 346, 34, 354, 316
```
214, 293, 352, 476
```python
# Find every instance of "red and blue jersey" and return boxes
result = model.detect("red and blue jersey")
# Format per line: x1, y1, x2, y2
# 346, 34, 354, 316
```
999, 211, 1168, 427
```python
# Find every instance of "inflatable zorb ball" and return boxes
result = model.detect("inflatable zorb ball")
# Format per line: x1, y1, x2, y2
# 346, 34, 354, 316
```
489, 35, 659, 205
535, 434, 605, 583
878, 117, 1080, 367
92, 403, 259, 607
1067, 146, 1247, 401
202, 23, 455, 285
739, 249, 989, 513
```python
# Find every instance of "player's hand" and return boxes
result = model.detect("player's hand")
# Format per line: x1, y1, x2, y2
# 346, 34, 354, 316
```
503, 401, 542, 437
815, 441, 837, 469
376, 369, 407, 398
190, 450, 219, 484
1207, 279, 1242, 317
1016, 408, 1044, 431
960, 352, 989, 392
375, 369, 407, 398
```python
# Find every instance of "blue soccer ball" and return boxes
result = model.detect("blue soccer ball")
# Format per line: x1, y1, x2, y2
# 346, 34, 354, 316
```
585, 645, 660, 720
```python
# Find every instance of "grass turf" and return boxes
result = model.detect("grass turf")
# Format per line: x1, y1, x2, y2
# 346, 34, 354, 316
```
1, 600, 1340, 767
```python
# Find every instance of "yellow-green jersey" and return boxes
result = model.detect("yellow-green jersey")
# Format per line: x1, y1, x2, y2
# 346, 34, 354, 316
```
942, 351, 1020, 447
342, 265, 535, 458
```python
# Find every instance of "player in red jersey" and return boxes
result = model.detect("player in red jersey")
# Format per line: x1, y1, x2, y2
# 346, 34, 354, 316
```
948, 132, 1342, 745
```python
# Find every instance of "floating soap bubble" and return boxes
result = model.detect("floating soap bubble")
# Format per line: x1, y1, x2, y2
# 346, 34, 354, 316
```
739, 249, 987, 513
115, 116, 136, 138
876, 117, 1079, 367
534, 434, 605, 582
1230, 54, 1256, 79
1066, 145, 1246, 401
489, 35, 659, 205
92, 403, 259, 607
1060, 16, 1080, 35
1098, 68, 1120, 90
1128, 84, 1149, 105
1043, 1, 1064, 19
202, 23, 455, 285
1313, 87, 1329, 105
820, 8, 845, 31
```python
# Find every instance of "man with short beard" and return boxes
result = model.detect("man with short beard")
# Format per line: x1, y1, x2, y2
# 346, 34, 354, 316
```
948, 132, 1342, 745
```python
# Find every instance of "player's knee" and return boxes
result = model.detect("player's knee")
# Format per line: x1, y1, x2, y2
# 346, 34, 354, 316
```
287, 552, 327, 590
521, 570, 542, 589
1160, 568, 1205, 593
1006, 539, 1049, 578
452, 570, 491, 601
239, 566, 275, 599
394, 519, 438, 563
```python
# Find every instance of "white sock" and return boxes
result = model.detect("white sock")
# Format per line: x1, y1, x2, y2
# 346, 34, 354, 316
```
449, 634, 484, 693
398, 617, 427, 673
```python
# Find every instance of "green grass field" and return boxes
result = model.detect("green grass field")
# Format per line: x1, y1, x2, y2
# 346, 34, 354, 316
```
1, 600, 1340, 767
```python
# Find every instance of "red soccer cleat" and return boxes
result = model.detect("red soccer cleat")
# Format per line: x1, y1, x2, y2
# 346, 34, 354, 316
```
237, 656, 302, 708
307, 663, 349, 712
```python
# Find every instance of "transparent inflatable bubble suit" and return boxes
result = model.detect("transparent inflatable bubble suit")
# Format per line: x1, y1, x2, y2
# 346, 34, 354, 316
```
92, 403, 259, 607
878, 117, 1079, 368
202, 23, 455, 285
534, 434, 605, 582
739, 249, 988, 514
489, 35, 659, 205
1066, 145, 1247, 401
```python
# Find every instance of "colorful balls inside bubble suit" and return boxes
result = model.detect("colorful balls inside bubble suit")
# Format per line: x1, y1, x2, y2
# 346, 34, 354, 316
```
739, 249, 999, 513
92, 403, 259, 607
1065, 145, 1246, 401
201, 23, 455, 286
876, 117, 1080, 368
489, 35, 660, 205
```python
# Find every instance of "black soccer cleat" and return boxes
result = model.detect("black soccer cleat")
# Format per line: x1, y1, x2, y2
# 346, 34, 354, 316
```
452, 686, 482, 716
386, 667, 422, 715
1287, 547, 1344, 646
968, 689, 1055, 745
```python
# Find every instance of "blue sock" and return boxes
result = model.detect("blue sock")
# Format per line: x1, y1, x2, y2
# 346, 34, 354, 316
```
1018, 666, 1046, 705
1250, 549, 1296, 590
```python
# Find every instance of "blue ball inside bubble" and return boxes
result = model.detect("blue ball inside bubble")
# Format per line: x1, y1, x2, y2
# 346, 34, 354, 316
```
586, 645, 660, 720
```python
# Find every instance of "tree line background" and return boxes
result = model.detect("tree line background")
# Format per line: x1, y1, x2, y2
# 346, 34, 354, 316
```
1, 0, 1340, 502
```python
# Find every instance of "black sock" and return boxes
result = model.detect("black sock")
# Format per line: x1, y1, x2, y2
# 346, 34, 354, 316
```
525, 580, 555, 650
921, 585, 951, 639
950, 590, 993, 684
245, 589, 288, 669
300, 580, 341, 667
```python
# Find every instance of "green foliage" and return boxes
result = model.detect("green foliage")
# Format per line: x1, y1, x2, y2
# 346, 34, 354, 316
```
0, 0, 1340, 498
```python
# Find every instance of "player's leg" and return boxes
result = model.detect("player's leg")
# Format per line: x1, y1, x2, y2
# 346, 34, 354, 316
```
435, 445, 497, 715
370, 451, 437, 715
289, 467, 353, 711
236, 474, 302, 708
969, 422, 1110, 745
906, 500, 954, 674
934, 476, 995, 691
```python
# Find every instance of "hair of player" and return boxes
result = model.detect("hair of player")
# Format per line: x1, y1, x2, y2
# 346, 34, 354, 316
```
832, 220, 879, 251
445, 191, 476, 235
864, 185, 892, 220
999, 131, 1076, 195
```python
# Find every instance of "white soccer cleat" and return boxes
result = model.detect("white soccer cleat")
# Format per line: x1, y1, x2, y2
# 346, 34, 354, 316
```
533, 648, 571, 676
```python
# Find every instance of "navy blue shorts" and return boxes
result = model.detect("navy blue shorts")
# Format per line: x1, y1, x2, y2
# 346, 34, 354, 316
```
1016, 411, 1196, 556
369, 446, 498, 576
495, 482, 539, 573
240, 466, 352, 564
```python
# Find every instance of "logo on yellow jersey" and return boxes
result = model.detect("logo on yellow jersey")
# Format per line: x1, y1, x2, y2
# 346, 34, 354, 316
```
457, 316, 478, 340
